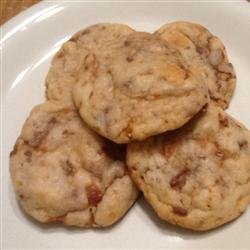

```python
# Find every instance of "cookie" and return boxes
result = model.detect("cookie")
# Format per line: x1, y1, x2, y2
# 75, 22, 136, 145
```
73, 31, 209, 143
10, 101, 138, 227
127, 104, 250, 231
45, 23, 135, 106
155, 21, 236, 109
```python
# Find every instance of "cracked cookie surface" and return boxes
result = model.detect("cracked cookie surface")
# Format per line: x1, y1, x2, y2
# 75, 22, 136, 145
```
45, 23, 135, 107
73, 31, 209, 143
10, 101, 138, 227
155, 21, 236, 109
127, 104, 250, 231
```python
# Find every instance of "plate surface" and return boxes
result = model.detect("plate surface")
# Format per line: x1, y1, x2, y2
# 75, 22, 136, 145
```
1, 1, 250, 249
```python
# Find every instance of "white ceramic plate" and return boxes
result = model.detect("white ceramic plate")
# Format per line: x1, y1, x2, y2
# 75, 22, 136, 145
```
2, 1, 250, 249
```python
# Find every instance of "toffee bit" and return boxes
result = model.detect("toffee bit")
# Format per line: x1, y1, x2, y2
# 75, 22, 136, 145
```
173, 206, 188, 216
86, 184, 103, 206
170, 168, 190, 190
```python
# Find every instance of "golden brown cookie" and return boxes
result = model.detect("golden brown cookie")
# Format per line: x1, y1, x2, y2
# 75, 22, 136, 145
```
73, 32, 209, 143
127, 104, 250, 231
155, 21, 236, 109
45, 23, 135, 106
10, 101, 138, 227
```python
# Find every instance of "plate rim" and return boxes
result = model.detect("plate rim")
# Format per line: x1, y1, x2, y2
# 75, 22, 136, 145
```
2, 1, 250, 249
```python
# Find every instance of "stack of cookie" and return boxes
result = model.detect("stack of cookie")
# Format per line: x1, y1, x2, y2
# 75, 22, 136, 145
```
10, 22, 250, 231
